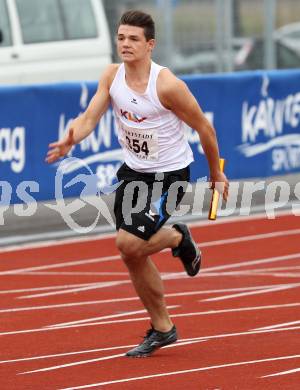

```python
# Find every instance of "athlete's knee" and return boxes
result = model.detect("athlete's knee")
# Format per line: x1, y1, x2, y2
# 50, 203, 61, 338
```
116, 229, 145, 259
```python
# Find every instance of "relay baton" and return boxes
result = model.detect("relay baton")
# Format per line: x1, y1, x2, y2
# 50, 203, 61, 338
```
208, 158, 226, 221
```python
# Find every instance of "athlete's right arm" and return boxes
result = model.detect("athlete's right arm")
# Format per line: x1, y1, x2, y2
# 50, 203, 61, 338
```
46, 64, 118, 163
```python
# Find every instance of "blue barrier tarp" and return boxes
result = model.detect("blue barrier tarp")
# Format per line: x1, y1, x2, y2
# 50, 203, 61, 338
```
1, 70, 300, 204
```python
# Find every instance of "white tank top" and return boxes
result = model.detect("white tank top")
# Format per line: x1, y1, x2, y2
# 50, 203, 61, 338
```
109, 61, 194, 172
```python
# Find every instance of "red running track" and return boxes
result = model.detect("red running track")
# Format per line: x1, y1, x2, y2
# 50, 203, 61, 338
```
1, 212, 300, 389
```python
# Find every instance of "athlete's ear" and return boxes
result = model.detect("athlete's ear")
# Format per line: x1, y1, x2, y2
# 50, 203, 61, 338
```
148, 39, 156, 52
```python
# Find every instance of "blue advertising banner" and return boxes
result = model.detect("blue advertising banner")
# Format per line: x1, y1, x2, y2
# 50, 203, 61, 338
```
0, 69, 300, 204
184, 69, 300, 181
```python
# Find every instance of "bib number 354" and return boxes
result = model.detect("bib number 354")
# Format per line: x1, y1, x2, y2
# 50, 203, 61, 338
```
126, 136, 149, 156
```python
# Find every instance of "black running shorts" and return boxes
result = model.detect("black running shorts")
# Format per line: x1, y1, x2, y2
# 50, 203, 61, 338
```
114, 163, 190, 240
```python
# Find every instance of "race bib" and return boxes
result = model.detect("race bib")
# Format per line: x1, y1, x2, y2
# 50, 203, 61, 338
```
119, 123, 158, 161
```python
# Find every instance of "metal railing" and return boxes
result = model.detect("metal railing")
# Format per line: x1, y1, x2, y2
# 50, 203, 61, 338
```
103, 0, 300, 74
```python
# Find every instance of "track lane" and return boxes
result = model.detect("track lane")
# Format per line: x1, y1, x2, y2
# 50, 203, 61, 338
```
1, 212, 300, 389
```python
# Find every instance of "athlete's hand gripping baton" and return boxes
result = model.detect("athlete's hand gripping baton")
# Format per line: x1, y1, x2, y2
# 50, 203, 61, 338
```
208, 158, 226, 221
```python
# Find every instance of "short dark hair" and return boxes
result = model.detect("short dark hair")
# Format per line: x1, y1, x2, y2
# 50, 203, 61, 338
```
118, 10, 155, 41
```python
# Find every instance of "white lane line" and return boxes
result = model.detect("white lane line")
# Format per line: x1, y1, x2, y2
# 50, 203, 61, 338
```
0, 231, 117, 254
45, 306, 179, 328
1, 302, 299, 336
140, 270, 300, 279
19, 339, 207, 375
0, 338, 206, 365
0, 255, 121, 276
19, 271, 187, 299
18, 271, 188, 299
183, 303, 300, 316
199, 228, 300, 248
0, 297, 141, 313
257, 272, 300, 278
253, 320, 300, 331
19, 280, 130, 299
199, 271, 300, 278
24, 342, 206, 375
163, 228, 300, 254
202, 252, 300, 273
16, 271, 128, 276
22, 352, 127, 372
0, 285, 290, 313
163, 340, 205, 348
262, 367, 300, 377
0, 344, 137, 364
0, 282, 98, 295
56, 353, 300, 389
202, 284, 300, 302
247, 265, 300, 272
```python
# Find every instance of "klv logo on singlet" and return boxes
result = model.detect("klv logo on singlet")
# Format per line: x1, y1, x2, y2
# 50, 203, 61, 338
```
120, 109, 147, 123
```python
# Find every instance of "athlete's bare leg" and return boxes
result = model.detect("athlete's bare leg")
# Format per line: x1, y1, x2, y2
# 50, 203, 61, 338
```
116, 227, 182, 259
116, 227, 183, 332
122, 253, 173, 332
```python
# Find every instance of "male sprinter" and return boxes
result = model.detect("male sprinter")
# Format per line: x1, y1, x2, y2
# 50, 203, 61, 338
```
46, 10, 229, 357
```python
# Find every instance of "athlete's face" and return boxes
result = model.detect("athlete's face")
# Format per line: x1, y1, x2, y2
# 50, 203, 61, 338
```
117, 25, 155, 63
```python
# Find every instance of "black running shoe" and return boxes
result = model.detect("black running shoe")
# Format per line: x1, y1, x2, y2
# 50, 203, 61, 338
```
125, 325, 178, 357
172, 223, 201, 276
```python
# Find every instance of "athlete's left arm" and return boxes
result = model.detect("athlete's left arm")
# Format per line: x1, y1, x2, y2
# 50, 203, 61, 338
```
158, 69, 228, 199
